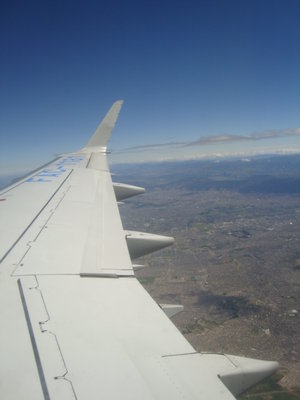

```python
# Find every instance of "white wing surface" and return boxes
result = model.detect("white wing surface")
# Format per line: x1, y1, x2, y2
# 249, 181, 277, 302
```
0, 102, 278, 399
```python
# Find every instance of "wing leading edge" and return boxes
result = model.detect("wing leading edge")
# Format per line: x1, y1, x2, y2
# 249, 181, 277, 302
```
0, 101, 278, 399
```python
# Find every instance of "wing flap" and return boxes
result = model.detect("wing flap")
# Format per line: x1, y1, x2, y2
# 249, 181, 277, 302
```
25, 275, 197, 399
80, 168, 133, 276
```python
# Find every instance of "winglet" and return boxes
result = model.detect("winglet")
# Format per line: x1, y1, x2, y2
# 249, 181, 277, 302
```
83, 100, 123, 152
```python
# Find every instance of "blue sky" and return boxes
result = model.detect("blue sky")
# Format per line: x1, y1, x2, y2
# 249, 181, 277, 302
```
1, 0, 300, 175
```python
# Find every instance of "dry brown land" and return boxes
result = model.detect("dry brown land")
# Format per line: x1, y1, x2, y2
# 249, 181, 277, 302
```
114, 156, 300, 399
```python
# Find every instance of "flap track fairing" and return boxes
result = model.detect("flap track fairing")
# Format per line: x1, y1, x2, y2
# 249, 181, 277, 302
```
113, 183, 145, 201
125, 230, 174, 259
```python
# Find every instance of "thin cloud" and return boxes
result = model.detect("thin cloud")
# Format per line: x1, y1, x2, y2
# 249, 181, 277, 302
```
119, 141, 184, 152
184, 127, 300, 146
118, 127, 300, 153
187, 134, 250, 146
250, 128, 300, 139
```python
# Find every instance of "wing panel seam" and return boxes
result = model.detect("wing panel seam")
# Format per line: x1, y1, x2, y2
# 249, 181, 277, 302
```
17, 279, 50, 400
0, 170, 73, 266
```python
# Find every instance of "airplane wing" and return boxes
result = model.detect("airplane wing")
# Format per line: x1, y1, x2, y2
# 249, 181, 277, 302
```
0, 101, 278, 399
